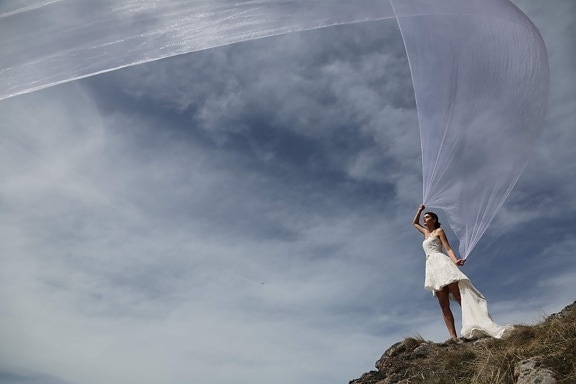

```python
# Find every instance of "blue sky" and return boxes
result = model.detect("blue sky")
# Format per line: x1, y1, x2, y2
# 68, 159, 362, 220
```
0, 1, 575, 384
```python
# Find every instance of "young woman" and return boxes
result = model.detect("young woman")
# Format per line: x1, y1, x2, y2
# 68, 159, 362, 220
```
413, 204, 512, 340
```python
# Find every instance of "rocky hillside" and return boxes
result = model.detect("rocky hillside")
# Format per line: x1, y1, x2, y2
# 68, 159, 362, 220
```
349, 300, 576, 384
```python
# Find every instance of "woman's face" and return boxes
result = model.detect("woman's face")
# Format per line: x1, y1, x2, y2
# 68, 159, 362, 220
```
422, 214, 435, 227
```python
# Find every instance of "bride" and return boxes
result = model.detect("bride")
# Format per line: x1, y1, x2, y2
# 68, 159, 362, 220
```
412, 204, 512, 340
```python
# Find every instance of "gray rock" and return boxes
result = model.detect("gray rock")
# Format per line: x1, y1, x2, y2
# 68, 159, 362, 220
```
515, 357, 556, 384
410, 343, 431, 359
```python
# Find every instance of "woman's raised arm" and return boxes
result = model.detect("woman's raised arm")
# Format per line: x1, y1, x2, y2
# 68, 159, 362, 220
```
413, 204, 426, 235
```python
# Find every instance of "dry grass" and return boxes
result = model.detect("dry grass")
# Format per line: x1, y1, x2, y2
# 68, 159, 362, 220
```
374, 303, 576, 384
468, 311, 576, 384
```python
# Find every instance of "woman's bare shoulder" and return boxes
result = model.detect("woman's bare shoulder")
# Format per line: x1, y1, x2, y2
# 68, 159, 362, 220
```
434, 227, 447, 239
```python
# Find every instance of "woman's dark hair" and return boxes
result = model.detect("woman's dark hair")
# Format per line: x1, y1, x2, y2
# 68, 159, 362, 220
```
424, 211, 441, 229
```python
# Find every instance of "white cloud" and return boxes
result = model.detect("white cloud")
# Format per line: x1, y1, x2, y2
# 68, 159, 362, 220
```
0, 77, 417, 383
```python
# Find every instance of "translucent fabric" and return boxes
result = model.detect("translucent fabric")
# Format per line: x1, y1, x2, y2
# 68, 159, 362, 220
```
393, 0, 549, 257
0, 0, 548, 258
0, 0, 394, 101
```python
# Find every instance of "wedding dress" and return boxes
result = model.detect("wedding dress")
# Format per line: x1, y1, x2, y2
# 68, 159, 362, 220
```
423, 236, 512, 339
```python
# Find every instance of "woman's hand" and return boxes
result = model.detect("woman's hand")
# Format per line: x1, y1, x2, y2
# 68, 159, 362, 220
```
418, 204, 425, 212
454, 259, 466, 266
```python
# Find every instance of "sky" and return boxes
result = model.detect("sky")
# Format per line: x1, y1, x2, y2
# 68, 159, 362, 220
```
0, 1, 575, 384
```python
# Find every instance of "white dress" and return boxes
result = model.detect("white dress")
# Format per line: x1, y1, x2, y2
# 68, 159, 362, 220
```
423, 236, 512, 339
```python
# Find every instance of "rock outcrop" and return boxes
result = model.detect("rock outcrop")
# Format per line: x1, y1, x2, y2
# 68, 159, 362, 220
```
349, 300, 576, 384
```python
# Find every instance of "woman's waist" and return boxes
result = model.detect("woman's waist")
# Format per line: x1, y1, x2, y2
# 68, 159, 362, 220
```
425, 251, 447, 257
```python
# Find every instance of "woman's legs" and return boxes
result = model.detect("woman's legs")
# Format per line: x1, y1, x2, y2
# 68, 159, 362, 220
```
436, 282, 461, 340
448, 281, 462, 305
